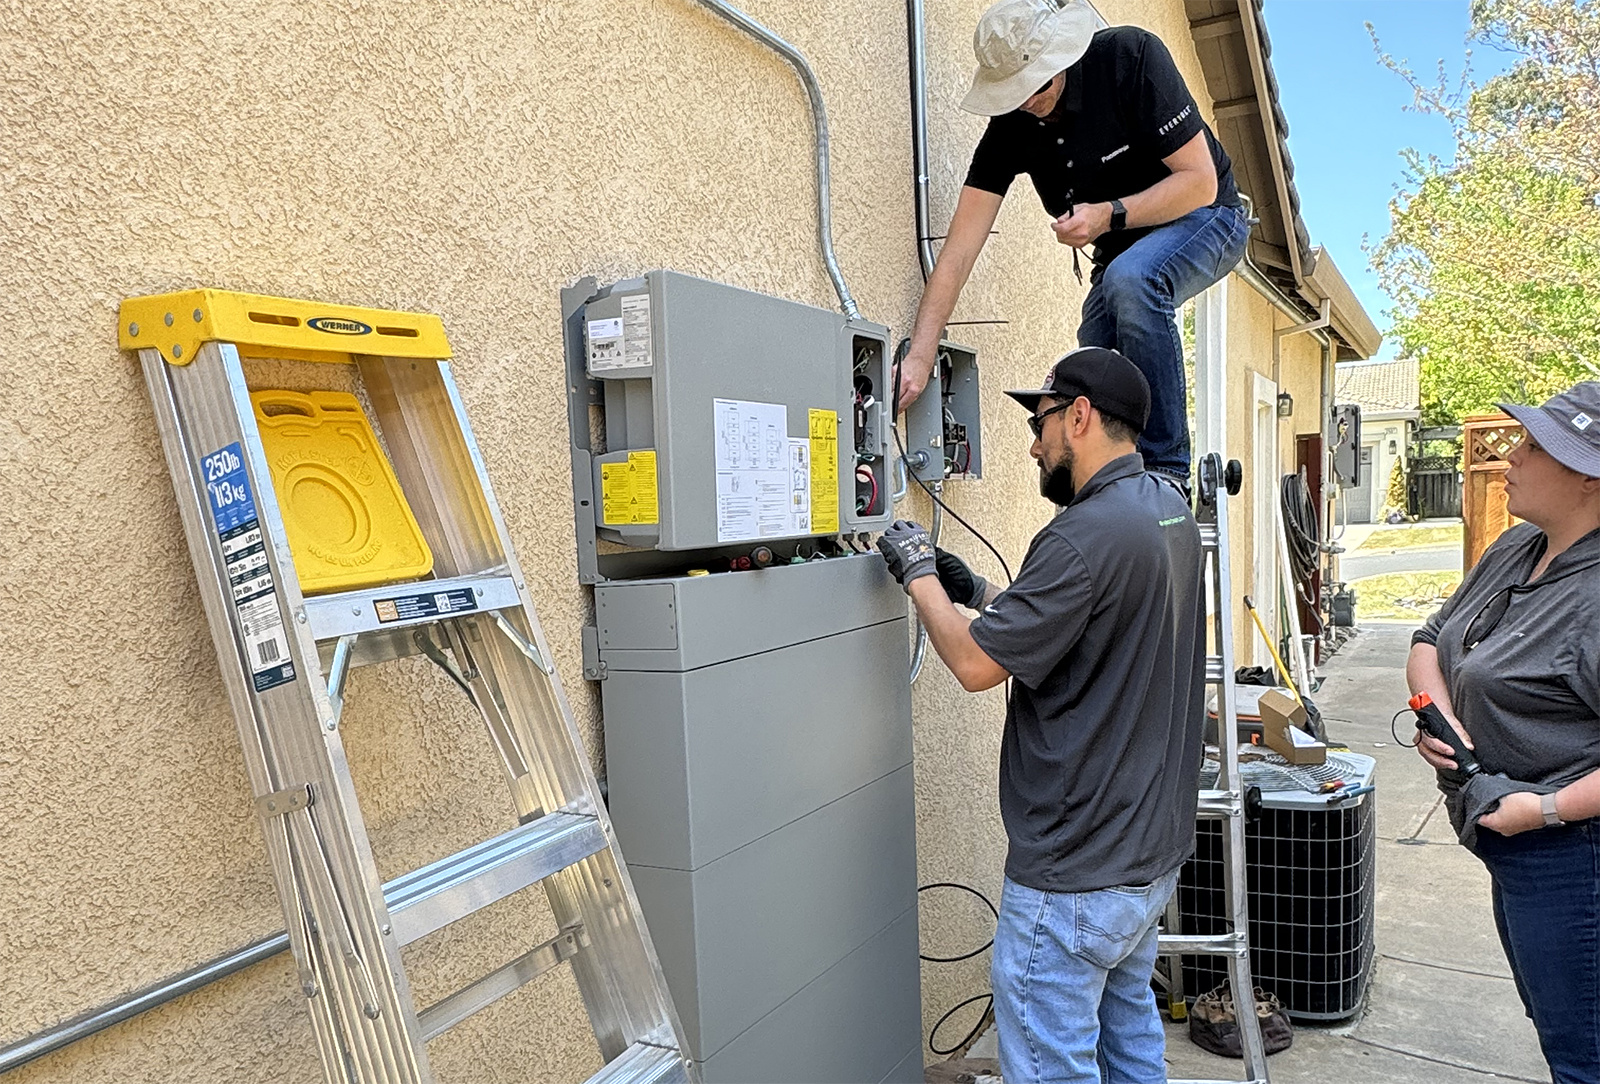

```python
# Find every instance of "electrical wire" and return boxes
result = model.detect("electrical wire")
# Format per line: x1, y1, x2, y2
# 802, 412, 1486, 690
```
917, 882, 998, 962
929, 992, 994, 1057
917, 882, 1000, 1056
856, 463, 880, 515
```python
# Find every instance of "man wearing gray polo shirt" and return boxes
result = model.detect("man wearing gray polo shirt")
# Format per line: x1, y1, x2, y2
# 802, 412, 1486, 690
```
878, 347, 1205, 1083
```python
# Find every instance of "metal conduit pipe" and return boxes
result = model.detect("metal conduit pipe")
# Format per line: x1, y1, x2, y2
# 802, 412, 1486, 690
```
904, 0, 938, 682
0, 935, 289, 1074
907, 498, 942, 683
695, 0, 860, 320
907, 0, 937, 281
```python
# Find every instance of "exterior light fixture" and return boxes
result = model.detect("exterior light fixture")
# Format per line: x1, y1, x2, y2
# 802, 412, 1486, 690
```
1276, 391, 1294, 418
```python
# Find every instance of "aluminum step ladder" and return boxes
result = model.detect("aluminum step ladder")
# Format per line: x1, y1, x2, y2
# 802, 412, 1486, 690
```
1157, 452, 1270, 1084
119, 289, 695, 1084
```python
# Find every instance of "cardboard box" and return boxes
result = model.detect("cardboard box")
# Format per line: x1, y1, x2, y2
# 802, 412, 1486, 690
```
1258, 688, 1326, 765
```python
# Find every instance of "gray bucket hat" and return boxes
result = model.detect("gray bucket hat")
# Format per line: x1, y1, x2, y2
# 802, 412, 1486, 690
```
1498, 381, 1600, 477
961, 0, 1098, 116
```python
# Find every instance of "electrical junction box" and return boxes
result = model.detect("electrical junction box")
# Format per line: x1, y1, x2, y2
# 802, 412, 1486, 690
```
562, 271, 893, 568
1331, 403, 1362, 488
904, 339, 982, 483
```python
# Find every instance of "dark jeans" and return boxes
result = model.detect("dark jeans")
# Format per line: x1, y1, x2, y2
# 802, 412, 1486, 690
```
1474, 820, 1600, 1083
1079, 204, 1251, 480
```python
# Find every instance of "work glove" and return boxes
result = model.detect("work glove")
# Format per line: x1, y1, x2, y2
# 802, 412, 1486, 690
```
936, 548, 990, 610
876, 519, 937, 590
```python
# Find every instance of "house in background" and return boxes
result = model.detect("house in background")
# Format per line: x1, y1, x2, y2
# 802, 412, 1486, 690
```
1335, 357, 1422, 523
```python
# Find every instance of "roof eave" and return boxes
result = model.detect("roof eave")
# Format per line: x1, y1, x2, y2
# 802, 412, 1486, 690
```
1303, 247, 1382, 359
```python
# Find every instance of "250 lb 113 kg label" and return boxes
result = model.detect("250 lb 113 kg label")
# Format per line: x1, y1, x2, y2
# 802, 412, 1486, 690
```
202, 442, 295, 692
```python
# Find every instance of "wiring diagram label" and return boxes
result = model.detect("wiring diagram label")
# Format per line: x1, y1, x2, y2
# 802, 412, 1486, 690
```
714, 398, 790, 542
621, 293, 653, 368
201, 441, 295, 692
601, 450, 659, 525
808, 409, 839, 535
788, 438, 811, 534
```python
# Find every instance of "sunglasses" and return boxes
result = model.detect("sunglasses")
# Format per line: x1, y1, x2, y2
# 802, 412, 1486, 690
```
1028, 402, 1071, 439
1461, 585, 1513, 653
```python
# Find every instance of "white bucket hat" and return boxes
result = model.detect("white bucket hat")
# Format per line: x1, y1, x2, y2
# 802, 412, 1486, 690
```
961, 0, 1098, 116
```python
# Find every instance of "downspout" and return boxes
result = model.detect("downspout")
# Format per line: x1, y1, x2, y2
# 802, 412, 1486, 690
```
695, 0, 861, 320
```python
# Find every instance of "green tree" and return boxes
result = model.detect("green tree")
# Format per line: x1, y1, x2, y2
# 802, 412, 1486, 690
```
1370, 0, 1600, 424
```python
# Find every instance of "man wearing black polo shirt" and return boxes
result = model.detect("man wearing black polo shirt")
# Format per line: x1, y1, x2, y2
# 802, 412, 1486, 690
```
877, 347, 1205, 1083
897, 0, 1249, 484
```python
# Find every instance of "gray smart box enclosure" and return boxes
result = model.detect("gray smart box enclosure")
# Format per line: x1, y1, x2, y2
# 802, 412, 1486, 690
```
567, 271, 893, 554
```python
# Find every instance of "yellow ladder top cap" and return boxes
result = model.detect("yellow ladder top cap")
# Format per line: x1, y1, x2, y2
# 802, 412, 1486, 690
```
118, 289, 454, 365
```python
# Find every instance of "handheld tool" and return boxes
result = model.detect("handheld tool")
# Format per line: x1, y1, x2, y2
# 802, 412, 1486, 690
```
1408, 692, 1482, 777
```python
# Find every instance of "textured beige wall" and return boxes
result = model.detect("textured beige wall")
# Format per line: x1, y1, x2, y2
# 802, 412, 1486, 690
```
1221, 284, 1328, 665
0, 1, 1294, 1078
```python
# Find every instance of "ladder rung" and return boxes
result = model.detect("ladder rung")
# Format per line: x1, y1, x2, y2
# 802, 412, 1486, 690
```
1196, 790, 1240, 819
584, 1041, 690, 1084
304, 572, 522, 642
419, 924, 587, 1039
1205, 657, 1226, 682
386, 812, 606, 946
1199, 524, 1220, 548
1158, 932, 1248, 958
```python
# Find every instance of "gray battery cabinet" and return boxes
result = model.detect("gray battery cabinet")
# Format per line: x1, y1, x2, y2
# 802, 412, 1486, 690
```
561, 274, 922, 1083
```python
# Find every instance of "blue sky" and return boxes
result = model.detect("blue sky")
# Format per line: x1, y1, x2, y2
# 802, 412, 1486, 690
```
1263, 1, 1514, 358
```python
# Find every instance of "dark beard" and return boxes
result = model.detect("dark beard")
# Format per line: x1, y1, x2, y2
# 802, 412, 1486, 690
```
1039, 446, 1077, 506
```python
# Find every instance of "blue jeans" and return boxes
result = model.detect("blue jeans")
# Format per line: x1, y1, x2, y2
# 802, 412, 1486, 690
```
1080, 204, 1251, 480
992, 869, 1181, 1084
1474, 820, 1600, 1083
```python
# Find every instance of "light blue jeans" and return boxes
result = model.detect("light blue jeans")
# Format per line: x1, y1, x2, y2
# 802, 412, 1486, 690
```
992, 868, 1181, 1084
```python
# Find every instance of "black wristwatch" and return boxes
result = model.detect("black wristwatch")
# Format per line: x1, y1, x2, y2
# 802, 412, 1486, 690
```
1109, 198, 1127, 232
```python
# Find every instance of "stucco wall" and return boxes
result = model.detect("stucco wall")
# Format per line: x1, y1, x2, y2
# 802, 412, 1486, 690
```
1219, 282, 1327, 671
1, 1, 1294, 1078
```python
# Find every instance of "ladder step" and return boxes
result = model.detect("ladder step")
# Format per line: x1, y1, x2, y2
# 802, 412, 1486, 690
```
386, 811, 606, 946
1199, 524, 1220, 548
1158, 932, 1248, 958
303, 572, 522, 641
418, 923, 587, 1039
584, 1041, 690, 1084
1204, 657, 1226, 682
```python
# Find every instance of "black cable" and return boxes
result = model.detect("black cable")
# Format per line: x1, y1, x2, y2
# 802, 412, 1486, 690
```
892, 339, 1013, 583
929, 992, 994, 1057
917, 882, 998, 962
1281, 472, 1321, 583
1281, 472, 1326, 634
1390, 707, 1421, 748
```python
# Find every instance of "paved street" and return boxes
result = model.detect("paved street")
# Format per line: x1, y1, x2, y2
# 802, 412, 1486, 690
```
1340, 545, 1461, 580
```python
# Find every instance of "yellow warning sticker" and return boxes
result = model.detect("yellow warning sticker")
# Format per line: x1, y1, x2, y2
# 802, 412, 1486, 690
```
808, 409, 839, 535
601, 450, 659, 525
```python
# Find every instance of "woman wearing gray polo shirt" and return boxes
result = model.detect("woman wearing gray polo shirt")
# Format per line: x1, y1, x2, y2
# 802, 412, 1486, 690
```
1407, 380, 1600, 1084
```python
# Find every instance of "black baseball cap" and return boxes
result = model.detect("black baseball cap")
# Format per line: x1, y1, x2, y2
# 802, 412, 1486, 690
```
1005, 346, 1151, 432
1498, 381, 1600, 478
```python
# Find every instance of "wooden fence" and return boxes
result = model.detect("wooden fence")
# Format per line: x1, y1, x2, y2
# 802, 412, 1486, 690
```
1463, 413, 1525, 570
